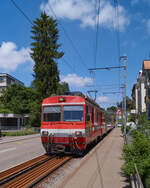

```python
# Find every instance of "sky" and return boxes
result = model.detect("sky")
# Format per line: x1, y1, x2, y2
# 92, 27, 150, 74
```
0, 0, 150, 108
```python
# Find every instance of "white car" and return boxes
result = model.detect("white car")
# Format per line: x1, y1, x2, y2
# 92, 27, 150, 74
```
117, 123, 122, 127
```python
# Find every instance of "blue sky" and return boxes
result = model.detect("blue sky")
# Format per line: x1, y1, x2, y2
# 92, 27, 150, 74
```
0, 0, 150, 108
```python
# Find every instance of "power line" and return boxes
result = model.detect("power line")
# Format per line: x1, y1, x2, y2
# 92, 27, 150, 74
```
89, 65, 125, 71
114, 0, 121, 89
48, 4, 89, 72
10, 0, 86, 78
10, 0, 33, 25
114, 0, 121, 61
62, 57, 76, 73
94, 0, 101, 68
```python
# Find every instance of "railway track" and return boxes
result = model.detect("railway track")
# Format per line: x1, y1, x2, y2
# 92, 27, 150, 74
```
0, 154, 72, 188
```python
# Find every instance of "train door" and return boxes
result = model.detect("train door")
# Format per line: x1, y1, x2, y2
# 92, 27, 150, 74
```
92, 108, 94, 133
100, 112, 103, 136
85, 105, 90, 136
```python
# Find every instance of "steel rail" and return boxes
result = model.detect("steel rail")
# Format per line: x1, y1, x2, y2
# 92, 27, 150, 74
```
0, 154, 51, 184
0, 156, 72, 188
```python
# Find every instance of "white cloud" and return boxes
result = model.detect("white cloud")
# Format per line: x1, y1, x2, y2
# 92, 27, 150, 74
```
40, 0, 129, 31
97, 96, 110, 103
0, 42, 32, 72
61, 74, 93, 87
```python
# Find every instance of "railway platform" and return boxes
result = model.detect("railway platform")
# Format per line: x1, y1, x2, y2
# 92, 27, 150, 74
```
60, 128, 130, 188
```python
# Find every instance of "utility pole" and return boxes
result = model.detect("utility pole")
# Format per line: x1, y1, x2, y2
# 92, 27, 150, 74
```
88, 62, 127, 137
120, 55, 127, 139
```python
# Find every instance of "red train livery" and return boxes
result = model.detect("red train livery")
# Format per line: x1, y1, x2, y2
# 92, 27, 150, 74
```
41, 92, 112, 155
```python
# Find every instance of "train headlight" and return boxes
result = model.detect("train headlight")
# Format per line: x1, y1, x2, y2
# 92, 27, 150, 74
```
75, 131, 82, 136
59, 97, 65, 102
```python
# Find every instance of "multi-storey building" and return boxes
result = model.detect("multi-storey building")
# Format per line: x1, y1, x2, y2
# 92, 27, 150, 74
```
137, 70, 146, 113
132, 70, 146, 114
0, 73, 24, 95
132, 83, 138, 113
142, 60, 150, 118
0, 73, 24, 129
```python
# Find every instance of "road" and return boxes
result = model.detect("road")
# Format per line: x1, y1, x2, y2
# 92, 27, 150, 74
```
0, 136, 45, 172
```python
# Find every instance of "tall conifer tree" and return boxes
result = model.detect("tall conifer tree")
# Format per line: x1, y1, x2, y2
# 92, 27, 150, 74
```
30, 12, 64, 101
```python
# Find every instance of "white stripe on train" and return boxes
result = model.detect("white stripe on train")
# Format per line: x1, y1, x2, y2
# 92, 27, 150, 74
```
41, 129, 85, 134
42, 102, 85, 106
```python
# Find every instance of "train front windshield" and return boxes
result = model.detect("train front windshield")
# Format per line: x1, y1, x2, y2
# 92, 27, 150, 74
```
63, 105, 84, 122
43, 106, 61, 122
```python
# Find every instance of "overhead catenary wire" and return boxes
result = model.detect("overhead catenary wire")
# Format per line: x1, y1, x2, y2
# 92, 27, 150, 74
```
10, 0, 87, 79
48, 3, 89, 73
89, 0, 102, 100
114, 0, 121, 90
114, 0, 121, 61
10, 0, 33, 25
94, 0, 101, 68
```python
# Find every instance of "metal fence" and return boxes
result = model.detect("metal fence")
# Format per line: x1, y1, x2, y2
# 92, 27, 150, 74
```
130, 164, 144, 188
125, 132, 144, 188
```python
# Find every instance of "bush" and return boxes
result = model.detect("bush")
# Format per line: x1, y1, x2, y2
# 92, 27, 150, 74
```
1, 129, 37, 136
122, 130, 150, 187
121, 124, 131, 134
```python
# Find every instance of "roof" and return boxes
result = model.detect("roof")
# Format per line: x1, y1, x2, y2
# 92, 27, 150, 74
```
143, 60, 150, 70
0, 73, 24, 85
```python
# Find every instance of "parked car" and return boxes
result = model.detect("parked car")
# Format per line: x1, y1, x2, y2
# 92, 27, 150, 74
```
117, 123, 122, 127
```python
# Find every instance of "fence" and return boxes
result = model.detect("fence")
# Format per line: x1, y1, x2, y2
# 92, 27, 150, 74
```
130, 164, 144, 188
125, 132, 144, 188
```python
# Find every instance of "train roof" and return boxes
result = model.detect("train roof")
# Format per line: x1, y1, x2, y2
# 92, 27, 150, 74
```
42, 92, 105, 112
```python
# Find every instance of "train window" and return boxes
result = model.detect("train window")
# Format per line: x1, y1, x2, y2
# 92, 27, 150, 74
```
63, 105, 84, 122
86, 105, 88, 114
96, 112, 99, 123
43, 106, 61, 122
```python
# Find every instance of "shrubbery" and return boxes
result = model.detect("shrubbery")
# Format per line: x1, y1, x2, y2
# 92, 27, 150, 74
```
121, 124, 131, 134
122, 129, 150, 187
1, 129, 37, 136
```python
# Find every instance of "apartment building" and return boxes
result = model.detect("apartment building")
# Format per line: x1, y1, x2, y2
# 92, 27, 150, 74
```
0, 73, 24, 95
142, 60, 150, 118
132, 83, 138, 113
0, 74, 24, 129
132, 60, 150, 119
132, 70, 146, 114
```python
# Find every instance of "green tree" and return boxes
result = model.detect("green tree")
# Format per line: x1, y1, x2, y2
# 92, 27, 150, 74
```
30, 12, 64, 101
106, 106, 117, 113
0, 84, 36, 115
117, 96, 133, 111
30, 12, 64, 126
57, 82, 69, 95
122, 130, 150, 187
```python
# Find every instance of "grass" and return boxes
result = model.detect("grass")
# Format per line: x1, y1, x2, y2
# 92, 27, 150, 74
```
1, 129, 37, 136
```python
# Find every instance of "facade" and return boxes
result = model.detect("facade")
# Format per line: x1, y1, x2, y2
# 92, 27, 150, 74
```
132, 60, 150, 118
132, 70, 146, 114
142, 60, 150, 118
0, 73, 25, 129
0, 73, 24, 95
131, 84, 138, 113
0, 114, 29, 130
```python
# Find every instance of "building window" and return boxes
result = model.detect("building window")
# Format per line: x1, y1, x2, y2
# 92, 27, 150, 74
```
0, 77, 6, 83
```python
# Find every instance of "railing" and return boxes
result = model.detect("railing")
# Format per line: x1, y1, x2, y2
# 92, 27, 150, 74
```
125, 134, 144, 188
130, 164, 144, 188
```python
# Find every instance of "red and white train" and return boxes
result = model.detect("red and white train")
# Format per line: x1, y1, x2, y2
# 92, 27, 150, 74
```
41, 92, 113, 155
